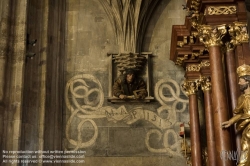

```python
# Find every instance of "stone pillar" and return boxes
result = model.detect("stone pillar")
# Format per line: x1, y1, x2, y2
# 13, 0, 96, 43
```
200, 77, 216, 166
199, 25, 233, 166
182, 80, 202, 166
0, 0, 11, 161
225, 43, 241, 151
2, 1, 28, 166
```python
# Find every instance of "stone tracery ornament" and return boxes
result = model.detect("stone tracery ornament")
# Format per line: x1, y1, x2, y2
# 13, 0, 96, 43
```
198, 24, 227, 47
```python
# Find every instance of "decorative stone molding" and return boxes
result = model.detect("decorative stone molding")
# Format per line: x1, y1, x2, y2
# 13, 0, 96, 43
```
198, 24, 227, 47
206, 6, 236, 15
229, 22, 249, 45
181, 80, 199, 96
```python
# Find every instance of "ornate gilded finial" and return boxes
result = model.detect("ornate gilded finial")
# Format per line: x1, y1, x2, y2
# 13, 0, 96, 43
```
236, 64, 250, 77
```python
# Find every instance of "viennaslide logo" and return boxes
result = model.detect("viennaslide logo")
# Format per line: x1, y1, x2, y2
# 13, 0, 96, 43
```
220, 149, 247, 164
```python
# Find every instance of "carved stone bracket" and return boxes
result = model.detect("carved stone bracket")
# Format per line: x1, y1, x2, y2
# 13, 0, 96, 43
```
198, 24, 227, 47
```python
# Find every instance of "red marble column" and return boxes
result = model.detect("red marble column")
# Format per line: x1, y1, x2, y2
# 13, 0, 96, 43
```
203, 86, 216, 166
182, 80, 202, 166
189, 94, 202, 166
225, 48, 241, 151
209, 45, 233, 166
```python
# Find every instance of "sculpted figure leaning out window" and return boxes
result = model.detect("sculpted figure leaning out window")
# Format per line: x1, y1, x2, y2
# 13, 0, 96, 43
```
113, 69, 147, 99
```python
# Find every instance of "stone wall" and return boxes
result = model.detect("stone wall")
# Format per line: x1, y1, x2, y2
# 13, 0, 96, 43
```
64, 0, 188, 165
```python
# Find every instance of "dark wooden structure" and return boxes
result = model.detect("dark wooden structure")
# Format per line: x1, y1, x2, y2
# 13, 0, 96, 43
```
170, 0, 250, 165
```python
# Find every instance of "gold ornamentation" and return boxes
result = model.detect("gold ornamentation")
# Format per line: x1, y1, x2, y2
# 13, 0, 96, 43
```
206, 6, 236, 15
200, 61, 210, 67
176, 55, 188, 66
191, 0, 200, 11
191, 52, 200, 59
198, 25, 227, 47
229, 22, 249, 45
199, 76, 211, 91
189, 36, 194, 44
225, 42, 235, 51
187, 0, 202, 30
236, 64, 250, 77
187, 64, 200, 71
186, 61, 210, 71
177, 36, 188, 47
177, 41, 185, 47
181, 80, 199, 95
191, 12, 203, 29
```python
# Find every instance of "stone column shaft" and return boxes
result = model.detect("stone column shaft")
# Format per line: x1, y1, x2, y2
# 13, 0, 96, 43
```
209, 46, 233, 166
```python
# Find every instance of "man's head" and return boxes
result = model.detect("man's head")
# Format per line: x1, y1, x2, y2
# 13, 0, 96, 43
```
237, 64, 250, 92
125, 69, 135, 83
239, 76, 250, 92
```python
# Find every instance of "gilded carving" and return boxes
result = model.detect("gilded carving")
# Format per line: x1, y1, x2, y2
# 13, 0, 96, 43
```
200, 61, 210, 67
206, 6, 236, 15
191, 52, 200, 59
176, 55, 188, 66
190, 0, 200, 11
177, 41, 185, 47
181, 80, 199, 95
186, 61, 210, 71
186, 65, 200, 71
225, 42, 235, 51
198, 25, 227, 47
199, 76, 211, 91
229, 22, 249, 45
